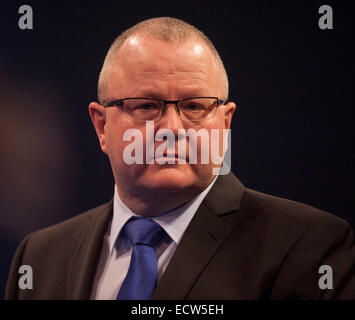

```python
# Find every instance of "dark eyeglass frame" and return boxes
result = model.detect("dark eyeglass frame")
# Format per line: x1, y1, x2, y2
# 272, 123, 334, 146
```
102, 97, 224, 121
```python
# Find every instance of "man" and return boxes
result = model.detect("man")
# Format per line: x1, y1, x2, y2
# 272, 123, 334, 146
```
6, 17, 355, 300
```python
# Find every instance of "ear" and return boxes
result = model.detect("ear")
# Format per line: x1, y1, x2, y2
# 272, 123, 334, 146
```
224, 101, 237, 129
88, 102, 107, 154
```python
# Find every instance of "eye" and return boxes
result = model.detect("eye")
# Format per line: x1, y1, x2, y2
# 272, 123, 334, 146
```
185, 103, 203, 111
137, 103, 155, 110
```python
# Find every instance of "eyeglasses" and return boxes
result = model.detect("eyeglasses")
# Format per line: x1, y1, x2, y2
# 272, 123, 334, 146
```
102, 97, 224, 122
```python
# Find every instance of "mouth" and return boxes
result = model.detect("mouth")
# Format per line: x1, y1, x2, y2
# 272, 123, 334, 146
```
156, 152, 187, 163
146, 150, 188, 164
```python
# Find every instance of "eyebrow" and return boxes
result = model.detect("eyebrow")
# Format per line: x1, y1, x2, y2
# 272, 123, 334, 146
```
136, 87, 208, 100
136, 91, 162, 99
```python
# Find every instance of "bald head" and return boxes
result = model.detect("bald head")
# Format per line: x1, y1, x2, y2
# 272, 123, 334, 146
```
97, 17, 229, 103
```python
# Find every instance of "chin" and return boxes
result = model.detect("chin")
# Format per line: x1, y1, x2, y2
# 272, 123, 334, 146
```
144, 167, 196, 193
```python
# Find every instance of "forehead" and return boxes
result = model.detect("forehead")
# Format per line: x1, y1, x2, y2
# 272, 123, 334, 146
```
104, 35, 223, 99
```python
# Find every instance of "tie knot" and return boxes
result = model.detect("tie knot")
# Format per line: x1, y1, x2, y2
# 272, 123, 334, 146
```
123, 217, 165, 247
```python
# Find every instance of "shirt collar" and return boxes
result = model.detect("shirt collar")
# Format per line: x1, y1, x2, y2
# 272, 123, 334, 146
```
109, 177, 218, 254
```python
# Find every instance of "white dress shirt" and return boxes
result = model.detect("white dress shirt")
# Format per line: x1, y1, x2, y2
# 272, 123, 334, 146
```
90, 178, 217, 300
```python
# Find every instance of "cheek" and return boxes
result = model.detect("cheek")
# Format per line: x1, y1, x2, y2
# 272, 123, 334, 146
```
105, 119, 148, 171
105, 123, 126, 159
197, 120, 227, 165
211, 117, 227, 153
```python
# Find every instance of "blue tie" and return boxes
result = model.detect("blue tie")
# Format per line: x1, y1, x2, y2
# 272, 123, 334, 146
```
116, 217, 166, 300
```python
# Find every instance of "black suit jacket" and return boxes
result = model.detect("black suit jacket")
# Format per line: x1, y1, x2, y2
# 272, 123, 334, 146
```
5, 172, 355, 299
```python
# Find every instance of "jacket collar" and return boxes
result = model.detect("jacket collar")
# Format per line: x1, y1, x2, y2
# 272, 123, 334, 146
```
203, 171, 244, 216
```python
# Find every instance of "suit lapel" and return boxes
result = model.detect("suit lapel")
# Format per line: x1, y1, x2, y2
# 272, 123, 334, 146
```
152, 172, 245, 299
67, 200, 113, 299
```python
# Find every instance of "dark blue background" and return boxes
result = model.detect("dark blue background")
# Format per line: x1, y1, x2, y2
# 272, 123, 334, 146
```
0, 0, 353, 299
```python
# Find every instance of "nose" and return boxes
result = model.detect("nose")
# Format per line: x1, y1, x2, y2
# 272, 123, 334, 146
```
157, 103, 184, 134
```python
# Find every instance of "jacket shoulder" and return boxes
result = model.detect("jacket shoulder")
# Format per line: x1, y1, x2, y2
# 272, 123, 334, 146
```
5, 200, 113, 299
18, 200, 112, 260
30, 200, 112, 242
241, 188, 349, 228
